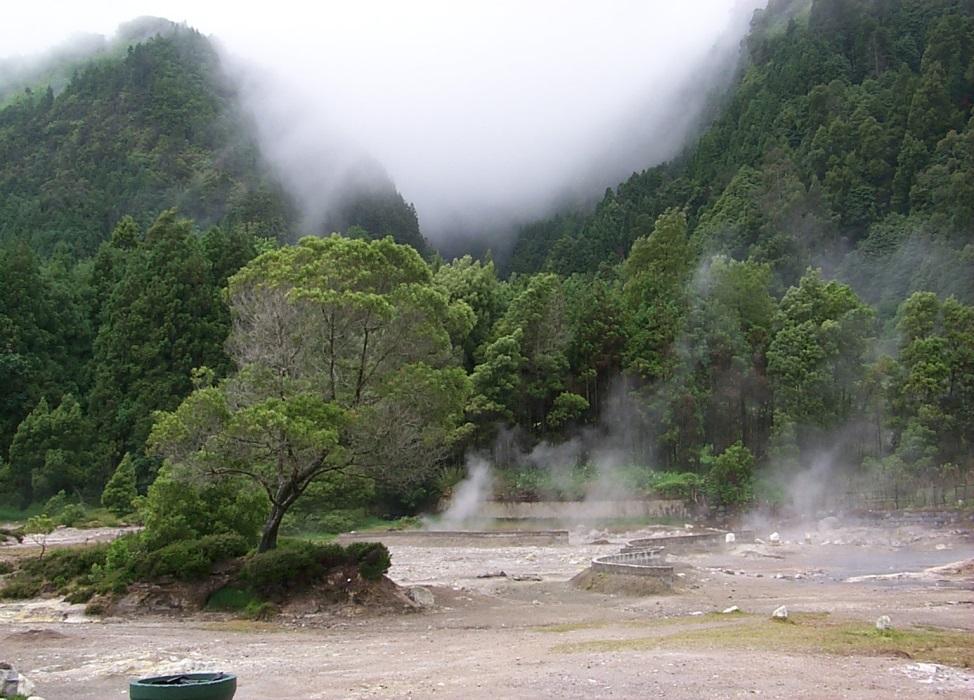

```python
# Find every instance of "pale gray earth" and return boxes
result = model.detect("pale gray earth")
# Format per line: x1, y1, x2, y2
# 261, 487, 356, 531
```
2, 521, 973, 699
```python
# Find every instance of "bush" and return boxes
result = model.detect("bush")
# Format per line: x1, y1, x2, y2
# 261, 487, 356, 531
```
140, 469, 266, 552
242, 541, 392, 595
347, 542, 391, 581
206, 585, 261, 612
101, 454, 139, 516
43, 490, 73, 517
0, 560, 13, 575
650, 472, 704, 504
704, 442, 755, 511
21, 545, 108, 581
0, 575, 42, 599
242, 542, 324, 595
134, 533, 249, 582
135, 539, 210, 581
57, 503, 88, 527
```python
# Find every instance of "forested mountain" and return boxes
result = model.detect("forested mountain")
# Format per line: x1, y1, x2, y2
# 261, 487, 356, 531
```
509, 0, 974, 313
0, 18, 427, 257
1, 0, 972, 536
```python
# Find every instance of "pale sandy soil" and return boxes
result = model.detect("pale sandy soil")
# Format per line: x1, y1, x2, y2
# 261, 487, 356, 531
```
2, 521, 973, 699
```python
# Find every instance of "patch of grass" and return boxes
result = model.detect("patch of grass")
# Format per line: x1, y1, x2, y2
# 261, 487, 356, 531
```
206, 586, 261, 613
536, 612, 738, 635
0, 502, 44, 523
201, 619, 286, 634
552, 613, 974, 667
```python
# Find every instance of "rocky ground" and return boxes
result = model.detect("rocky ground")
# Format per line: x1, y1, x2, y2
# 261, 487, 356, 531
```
2, 518, 973, 699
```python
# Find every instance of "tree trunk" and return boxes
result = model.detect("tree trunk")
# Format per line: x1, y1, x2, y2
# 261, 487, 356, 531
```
258, 503, 287, 552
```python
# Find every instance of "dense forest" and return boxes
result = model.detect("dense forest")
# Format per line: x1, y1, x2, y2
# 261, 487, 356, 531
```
1, 0, 972, 563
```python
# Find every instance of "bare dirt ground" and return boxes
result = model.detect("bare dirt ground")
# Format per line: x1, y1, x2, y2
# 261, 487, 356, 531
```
3, 520, 974, 699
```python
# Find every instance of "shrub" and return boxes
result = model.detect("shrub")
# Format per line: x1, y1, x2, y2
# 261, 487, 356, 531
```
133, 532, 250, 582
347, 542, 391, 581
0, 575, 42, 599
140, 469, 266, 552
650, 472, 704, 504
57, 503, 88, 527
206, 586, 261, 612
242, 541, 392, 595
0, 560, 13, 575
42, 490, 72, 517
101, 454, 139, 517
135, 539, 211, 581
242, 542, 324, 595
21, 545, 108, 581
704, 442, 755, 511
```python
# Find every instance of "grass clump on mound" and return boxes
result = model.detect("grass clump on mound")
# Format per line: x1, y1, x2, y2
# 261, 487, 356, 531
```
242, 540, 391, 598
571, 568, 673, 596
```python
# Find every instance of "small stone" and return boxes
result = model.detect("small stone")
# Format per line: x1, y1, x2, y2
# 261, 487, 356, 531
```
875, 615, 892, 631
722, 606, 740, 614
772, 605, 788, 620
725, 533, 736, 544
768, 532, 781, 545
407, 586, 435, 608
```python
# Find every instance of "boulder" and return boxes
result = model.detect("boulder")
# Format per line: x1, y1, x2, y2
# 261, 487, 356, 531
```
818, 516, 840, 532
771, 605, 788, 620
768, 532, 781, 545
722, 605, 740, 614
724, 533, 736, 544
0, 667, 36, 697
406, 586, 435, 608
875, 615, 893, 631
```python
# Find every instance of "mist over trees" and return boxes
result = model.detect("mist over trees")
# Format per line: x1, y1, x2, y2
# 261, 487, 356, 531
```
0, 0, 973, 553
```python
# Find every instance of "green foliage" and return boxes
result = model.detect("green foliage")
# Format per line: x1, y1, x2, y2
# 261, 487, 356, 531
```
140, 469, 266, 552
101, 453, 138, 516
649, 472, 704, 504
151, 235, 469, 551
205, 585, 261, 612
546, 392, 589, 430
0, 26, 295, 257
134, 533, 248, 581
704, 442, 755, 511
242, 540, 391, 596
8, 394, 98, 504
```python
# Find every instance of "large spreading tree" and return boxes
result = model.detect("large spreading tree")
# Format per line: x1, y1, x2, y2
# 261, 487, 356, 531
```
150, 235, 472, 551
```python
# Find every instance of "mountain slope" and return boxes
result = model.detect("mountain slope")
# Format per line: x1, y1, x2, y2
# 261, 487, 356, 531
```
509, 0, 974, 308
0, 19, 428, 257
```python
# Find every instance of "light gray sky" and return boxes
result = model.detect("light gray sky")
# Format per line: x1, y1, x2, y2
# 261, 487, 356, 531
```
2, 1, 763, 243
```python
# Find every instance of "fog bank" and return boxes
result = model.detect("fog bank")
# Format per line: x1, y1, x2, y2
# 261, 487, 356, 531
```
2, 1, 765, 248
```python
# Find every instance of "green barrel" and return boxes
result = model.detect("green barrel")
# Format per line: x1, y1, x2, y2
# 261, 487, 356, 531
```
129, 672, 237, 700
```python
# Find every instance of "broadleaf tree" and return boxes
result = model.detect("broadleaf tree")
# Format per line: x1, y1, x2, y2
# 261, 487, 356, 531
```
150, 235, 471, 551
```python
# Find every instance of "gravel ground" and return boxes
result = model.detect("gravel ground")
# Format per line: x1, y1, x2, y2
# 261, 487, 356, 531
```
2, 521, 973, 699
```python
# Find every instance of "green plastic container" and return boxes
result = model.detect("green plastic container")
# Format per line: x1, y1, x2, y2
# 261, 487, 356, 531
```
129, 672, 237, 700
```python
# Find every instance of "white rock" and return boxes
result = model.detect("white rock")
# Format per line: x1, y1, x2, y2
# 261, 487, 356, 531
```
406, 586, 435, 608
725, 533, 736, 544
684, 523, 693, 530
772, 605, 788, 620
818, 515, 840, 531
1, 669, 36, 697
875, 615, 893, 631
804, 532, 813, 544
722, 606, 740, 614
768, 532, 781, 545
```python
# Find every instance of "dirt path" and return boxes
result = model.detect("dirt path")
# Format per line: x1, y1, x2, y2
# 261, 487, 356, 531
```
3, 523, 974, 699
